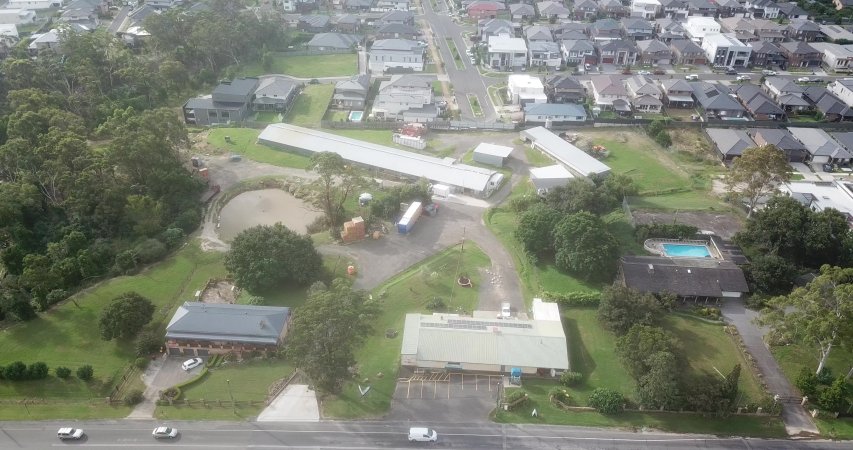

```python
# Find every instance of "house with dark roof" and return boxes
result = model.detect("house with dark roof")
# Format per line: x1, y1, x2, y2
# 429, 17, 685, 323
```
344, 0, 373, 12
706, 128, 757, 161
654, 18, 686, 42
691, 81, 746, 119
625, 75, 663, 113
537, 0, 570, 19
478, 18, 514, 40
572, 0, 598, 20
591, 18, 623, 41
529, 41, 562, 68
637, 39, 672, 65
686, 0, 717, 17
524, 24, 553, 42
597, 0, 627, 17
777, 1, 809, 20
524, 102, 587, 124
748, 40, 785, 68
732, 84, 785, 121
298, 14, 332, 32
544, 74, 585, 103
183, 78, 259, 126
597, 40, 637, 66
780, 41, 821, 68
553, 22, 589, 40
378, 9, 414, 26
509, 3, 535, 21
788, 127, 853, 164
749, 128, 808, 162
714, 0, 743, 18
252, 76, 301, 113
658, 0, 688, 19
830, 132, 853, 159
618, 256, 749, 301
621, 17, 654, 40
377, 22, 419, 39
660, 78, 695, 107
786, 19, 821, 42
333, 14, 360, 32
165, 302, 292, 357
306, 32, 361, 50
560, 39, 596, 65
590, 74, 632, 114
804, 87, 853, 122
670, 39, 705, 65
763, 76, 810, 112
333, 74, 371, 109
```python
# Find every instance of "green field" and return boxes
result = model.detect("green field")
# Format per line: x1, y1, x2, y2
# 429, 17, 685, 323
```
253, 111, 283, 123
321, 243, 491, 418
285, 84, 335, 128
523, 146, 554, 167
239, 53, 358, 78
206, 128, 311, 169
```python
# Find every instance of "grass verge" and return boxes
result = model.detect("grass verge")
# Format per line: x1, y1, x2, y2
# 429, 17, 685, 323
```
468, 94, 483, 117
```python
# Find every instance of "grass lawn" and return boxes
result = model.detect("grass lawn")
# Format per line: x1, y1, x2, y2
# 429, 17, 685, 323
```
771, 343, 853, 394
323, 109, 350, 123
815, 418, 853, 440
253, 111, 283, 123
325, 129, 399, 147
0, 402, 132, 420
285, 84, 334, 128
237, 255, 353, 310
206, 128, 311, 169
523, 145, 554, 167
321, 243, 491, 418
239, 53, 357, 78
628, 191, 731, 211
446, 38, 465, 70
468, 94, 484, 117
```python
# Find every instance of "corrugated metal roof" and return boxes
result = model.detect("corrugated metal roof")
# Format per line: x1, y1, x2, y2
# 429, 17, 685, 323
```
166, 302, 290, 345
400, 313, 569, 370
519, 126, 611, 177
258, 124, 503, 193
474, 143, 513, 158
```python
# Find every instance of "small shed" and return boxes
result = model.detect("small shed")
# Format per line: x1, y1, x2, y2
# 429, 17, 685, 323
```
472, 143, 514, 167
529, 164, 574, 192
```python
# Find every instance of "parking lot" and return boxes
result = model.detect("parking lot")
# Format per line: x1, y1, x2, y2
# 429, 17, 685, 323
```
389, 371, 503, 422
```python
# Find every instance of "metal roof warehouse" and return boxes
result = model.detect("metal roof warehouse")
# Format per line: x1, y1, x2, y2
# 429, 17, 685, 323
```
519, 126, 611, 178
258, 124, 505, 197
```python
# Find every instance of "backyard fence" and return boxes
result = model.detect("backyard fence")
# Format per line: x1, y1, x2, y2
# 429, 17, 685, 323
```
108, 364, 141, 401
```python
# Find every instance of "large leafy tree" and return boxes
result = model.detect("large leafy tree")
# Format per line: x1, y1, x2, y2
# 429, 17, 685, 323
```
544, 175, 637, 216
725, 144, 791, 218
636, 351, 682, 410
745, 254, 797, 296
616, 324, 680, 379
225, 224, 323, 293
285, 280, 378, 393
597, 285, 664, 335
552, 211, 619, 280
309, 152, 366, 234
757, 265, 853, 374
99, 292, 155, 340
514, 203, 562, 257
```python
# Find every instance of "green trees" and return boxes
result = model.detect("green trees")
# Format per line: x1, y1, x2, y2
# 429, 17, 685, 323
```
646, 119, 672, 148
552, 212, 620, 281
597, 285, 664, 335
615, 325, 679, 379
309, 152, 366, 234
725, 145, 791, 218
225, 224, 323, 293
544, 175, 637, 216
285, 279, 378, 393
76, 365, 94, 381
588, 388, 624, 414
98, 292, 155, 341
636, 351, 682, 410
514, 203, 563, 257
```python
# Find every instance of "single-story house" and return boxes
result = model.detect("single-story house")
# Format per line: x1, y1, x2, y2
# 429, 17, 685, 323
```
748, 128, 808, 163
306, 32, 360, 50
787, 127, 853, 164
252, 76, 301, 113
706, 128, 757, 162
523, 102, 588, 125
619, 255, 749, 302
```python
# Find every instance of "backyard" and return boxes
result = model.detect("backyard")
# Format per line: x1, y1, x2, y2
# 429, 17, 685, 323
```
239, 53, 358, 78
205, 128, 312, 169
321, 243, 491, 418
285, 84, 335, 128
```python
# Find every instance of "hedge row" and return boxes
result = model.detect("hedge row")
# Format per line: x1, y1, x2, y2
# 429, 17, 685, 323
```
540, 291, 601, 307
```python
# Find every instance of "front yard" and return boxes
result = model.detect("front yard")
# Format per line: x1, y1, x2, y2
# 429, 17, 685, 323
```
239, 53, 358, 78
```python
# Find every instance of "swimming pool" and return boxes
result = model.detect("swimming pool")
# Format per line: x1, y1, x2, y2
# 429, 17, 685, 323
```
662, 243, 711, 258
349, 110, 364, 122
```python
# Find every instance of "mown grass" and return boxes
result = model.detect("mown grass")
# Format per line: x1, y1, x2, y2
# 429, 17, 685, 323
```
523, 145, 554, 167
321, 243, 491, 418
285, 84, 335, 128
239, 53, 358, 78
207, 128, 311, 169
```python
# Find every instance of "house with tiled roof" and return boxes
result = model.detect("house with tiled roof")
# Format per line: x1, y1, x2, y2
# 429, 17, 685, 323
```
779, 41, 821, 68
670, 39, 705, 65
749, 128, 808, 162
659, 78, 694, 108
748, 40, 786, 68
732, 84, 785, 121
706, 128, 757, 161
625, 75, 663, 113
637, 39, 672, 65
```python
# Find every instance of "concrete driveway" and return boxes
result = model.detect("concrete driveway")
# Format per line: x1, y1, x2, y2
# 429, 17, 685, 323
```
127, 356, 205, 419
389, 372, 502, 422
257, 384, 319, 422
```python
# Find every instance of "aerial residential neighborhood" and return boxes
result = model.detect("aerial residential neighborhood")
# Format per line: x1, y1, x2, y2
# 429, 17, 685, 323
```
0, 0, 851, 447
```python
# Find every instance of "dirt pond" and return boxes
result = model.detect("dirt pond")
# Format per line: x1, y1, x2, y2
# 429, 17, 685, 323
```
217, 189, 323, 241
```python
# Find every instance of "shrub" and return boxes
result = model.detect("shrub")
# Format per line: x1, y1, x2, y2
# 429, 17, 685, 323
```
634, 224, 699, 242
161, 227, 186, 248
124, 389, 145, 406
134, 357, 150, 370
3, 361, 28, 380
549, 386, 572, 405
504, 388, 529, 410
45, 289, 69, 307
112, 250, 138, 275
588, 388, 624, 414
134, 238, 168, 264
695, 307, 721, 320
243, 294, 265, 305
560, 371, 583, 387
134, 330, 162, 357
55, 366, 72, 379
27, 362, 49, 380
816, 367, 834, 386
426, 297, 446, 310
543, 291, 601, 307
76, 365, 94, 381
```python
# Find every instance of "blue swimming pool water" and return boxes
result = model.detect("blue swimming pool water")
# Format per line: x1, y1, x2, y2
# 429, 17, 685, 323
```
349, 110, 364, 122
662, 243, 711, 258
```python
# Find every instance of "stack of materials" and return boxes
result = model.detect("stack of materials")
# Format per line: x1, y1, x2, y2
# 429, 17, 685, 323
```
341, 216, 366, 243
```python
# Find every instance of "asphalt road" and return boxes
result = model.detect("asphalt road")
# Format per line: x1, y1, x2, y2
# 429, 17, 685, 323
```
4, 421, 849, 449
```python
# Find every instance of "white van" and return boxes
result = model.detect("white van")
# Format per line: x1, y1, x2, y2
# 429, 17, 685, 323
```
408, 427, 438, 442
57, 428, 84, 440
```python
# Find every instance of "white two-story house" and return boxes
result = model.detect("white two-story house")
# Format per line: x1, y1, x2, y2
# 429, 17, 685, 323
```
368, 39, 425, 72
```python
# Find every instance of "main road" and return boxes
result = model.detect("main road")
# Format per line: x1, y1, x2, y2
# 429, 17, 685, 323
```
2, 420, 848, 449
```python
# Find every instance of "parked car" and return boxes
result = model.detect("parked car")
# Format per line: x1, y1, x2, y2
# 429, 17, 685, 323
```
762, 70, 777, 76
57, 428, 84, 440
797, 76, 812, 83
684, 74, 699, 81
636, 70, 651, 75
653, 69, 666, 75
408, 427, 438, 442
499, 302, 511, 319
181, 357, 203, 371
736, 75, 751, 81
725, 67, 738, 75
152, 427, 179, 439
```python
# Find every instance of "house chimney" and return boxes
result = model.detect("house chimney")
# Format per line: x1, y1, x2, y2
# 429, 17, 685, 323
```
647, 264, 654, 274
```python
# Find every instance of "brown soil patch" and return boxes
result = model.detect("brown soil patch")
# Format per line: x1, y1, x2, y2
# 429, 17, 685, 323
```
200, 280, 238, 304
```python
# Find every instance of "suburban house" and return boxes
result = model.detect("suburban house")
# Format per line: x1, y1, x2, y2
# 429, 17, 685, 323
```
706, 128, 757, 161
333, 14, 360, 32
597, 0, 627, 18
683, 16, 720, 43
659, 78, 695, 108
298, 14, 332, 33
560, 39, 596, 65
378, 9, 414, 25
165, 303, 292, 357
714, 0, 743, 17
779, 41, 822, 68
787, 127, 853, 164
488, 34, 528, 70
58, 0, 100, 29
6, 0, 60, 9
344, 0, 372, 11
0, 9, 36, 24
749, 128, 808, 162
372, 74, 437, 121
590, 74, 632, 114
333, 73, 371, 109
467, 0, 505, 19
528, 41, 562, 68
618, 255, 749, 302
510, 3, 535, 22
368, 38, 424, 72
590, 18, 623, 42
373, 0, 410, 11
27, 29, 61, 55
655, 18, 687, 42
732, 84, 785, 121
786, 19, 821, 42
525, 24, 553, 43
183, 77, 259, 126
572, 0, 598, 20
777, 1, 809, 20
544, 74, 585, 103
597, 40, 638, 66
804, 87, 853, 122
670, 39, 706, 65
748, 40, 786, 68
553, 22, 589, 40
762, 76, 810, 112
828, 79, 853, 107
524, 102, 588, 124
630, 0, 661, 19
507, 74, 547, 105
479, 18, 514, 40
252, 76, 300, 114
686, 0, 718, 16
702, 33, 751, 68
376, 22, 419, 40
691, 81, 746, 119
780, 181, 853, 223
659, 0, 689, 19
399, 311, 569, 375
637, 39, 672, 65
621, 17, 654, 40
306, 32, 360, 51
537, 0, 571, 19
831, 132, 853, 163
625, 75, 663, 114
744, 0, 780, 19
809, 42, 853, 73
820, 24, 853, 42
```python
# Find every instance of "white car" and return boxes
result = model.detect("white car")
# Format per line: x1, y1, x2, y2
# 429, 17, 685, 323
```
762, 70, 777, 76
684, 74, 699, 81
636, 70, 651, 75
797, 76, 812, 83
152, 426, 179, 439
408, 427, 438, 442
57, 428, 84, 440
736, 75, 751, 81
181, 357, 203, 371
500, 302, 511, 319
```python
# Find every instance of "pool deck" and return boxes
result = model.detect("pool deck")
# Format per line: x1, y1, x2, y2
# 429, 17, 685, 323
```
644, 238, 722, 260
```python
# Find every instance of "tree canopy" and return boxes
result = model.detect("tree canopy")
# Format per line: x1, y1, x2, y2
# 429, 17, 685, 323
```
514, 203, 563, 257
615, 324, 680, 379
309, 152, 367, 234
544, 175, 637, 216
597, 285, 664, 335
725, 144, 791, 218
552, 212, 620, 280
224, 224, 323, 294
98, 292, 155, 341
285, 280, 378, 393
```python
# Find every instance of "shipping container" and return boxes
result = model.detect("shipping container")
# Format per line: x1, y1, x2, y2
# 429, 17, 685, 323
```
397, 201, 423, 234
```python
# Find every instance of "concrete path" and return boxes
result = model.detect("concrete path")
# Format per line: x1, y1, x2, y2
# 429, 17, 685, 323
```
256, 385, 320, 422
720, 301, 819, 436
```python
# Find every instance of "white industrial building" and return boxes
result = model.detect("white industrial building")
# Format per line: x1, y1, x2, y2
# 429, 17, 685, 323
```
400, 310, 570, 374
258, 124, 504, 197
488, 34, 528, 70
520, 126, 612, 178
529, 164, 574, 192
702, 33, 751, 68
472, 143, 513, 167
0, 8, 35, 24
507, 74, 547, 105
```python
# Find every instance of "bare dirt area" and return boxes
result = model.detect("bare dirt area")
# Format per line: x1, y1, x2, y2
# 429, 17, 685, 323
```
631, 210, 744, 239
200, 280, 239, 304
